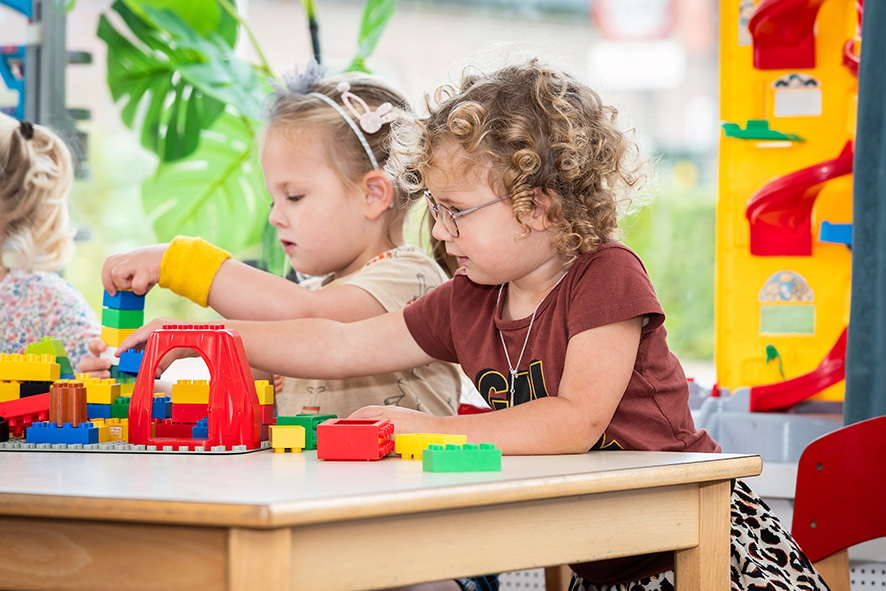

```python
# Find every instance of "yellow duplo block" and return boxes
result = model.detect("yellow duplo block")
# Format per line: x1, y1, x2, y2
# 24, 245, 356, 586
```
82, 378, 122, 405
105, 418, 129, 441
100, 326, 136, 348
270, 425, 305, 453
0, 381, 20, 402
87, 421, 111, 443
394, 433, 468, 460
0, 353, 60, 382
171, 379, 210, 404
255, 380, 274, 405
120, 382, 135, 396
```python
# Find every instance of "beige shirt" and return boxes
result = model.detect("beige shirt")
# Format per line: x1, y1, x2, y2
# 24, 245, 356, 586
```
275, 245, 463, 418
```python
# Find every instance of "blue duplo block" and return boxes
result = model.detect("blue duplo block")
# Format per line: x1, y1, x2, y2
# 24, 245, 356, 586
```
118, 349, 144, 374
87, 403, 111, 419
102, 289, 145, 311
26, 422, 98, 445
192, 417, 208, 439
152, 396, 172, 419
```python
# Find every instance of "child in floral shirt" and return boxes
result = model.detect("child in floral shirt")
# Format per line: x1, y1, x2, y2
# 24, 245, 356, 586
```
0, 113, 100, 369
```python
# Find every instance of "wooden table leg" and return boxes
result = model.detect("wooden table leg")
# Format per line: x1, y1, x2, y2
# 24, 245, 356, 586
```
674, 480, 731, 591
228, 528, 291, 590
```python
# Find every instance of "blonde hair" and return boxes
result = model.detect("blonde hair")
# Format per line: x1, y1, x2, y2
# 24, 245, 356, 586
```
264, 73, 419, 247
0, 113, 75, 271
387, 59, 647, 261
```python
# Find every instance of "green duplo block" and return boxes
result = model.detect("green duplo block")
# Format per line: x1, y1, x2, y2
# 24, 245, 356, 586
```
57, 356, 74, 376
111, 397, 131, 419
102, 307, 144, 329
422, 443, 502, 472
276, 414, 337, 449
24, 337, 67, 357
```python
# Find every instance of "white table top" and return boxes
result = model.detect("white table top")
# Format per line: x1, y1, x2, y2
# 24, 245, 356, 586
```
0, 450, 760, 528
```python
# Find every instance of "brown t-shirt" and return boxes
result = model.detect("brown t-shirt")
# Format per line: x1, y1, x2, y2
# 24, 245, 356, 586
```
403, 241, 719, 584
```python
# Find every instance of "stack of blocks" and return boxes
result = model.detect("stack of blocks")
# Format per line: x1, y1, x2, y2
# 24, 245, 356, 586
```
100, 289, 145, 383
254, 380, 275, 439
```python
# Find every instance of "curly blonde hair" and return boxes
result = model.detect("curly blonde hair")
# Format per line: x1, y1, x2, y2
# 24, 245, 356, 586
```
0, 113, 75, 271
387, 59, 646, 260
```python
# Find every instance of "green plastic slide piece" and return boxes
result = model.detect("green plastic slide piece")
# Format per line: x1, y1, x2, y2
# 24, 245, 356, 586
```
722, 120, 804, 142
422, 443, 502, 472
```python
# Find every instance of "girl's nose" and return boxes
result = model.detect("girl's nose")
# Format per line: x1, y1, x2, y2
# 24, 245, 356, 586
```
268, 200, 285, 228
430, 215, 453, 242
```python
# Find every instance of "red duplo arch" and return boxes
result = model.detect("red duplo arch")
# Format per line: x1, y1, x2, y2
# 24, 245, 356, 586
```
129, 324, 261, 450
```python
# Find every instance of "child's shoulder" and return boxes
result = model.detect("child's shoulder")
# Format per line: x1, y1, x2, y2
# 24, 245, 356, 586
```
573, 241, 649, 276
364, 245, 448, 280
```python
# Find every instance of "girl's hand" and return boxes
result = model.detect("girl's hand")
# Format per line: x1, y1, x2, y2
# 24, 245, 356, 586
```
116, 317, 198, 376
78, 337, 112, 379
102, 243, 169, 296
347, 405, 441, 435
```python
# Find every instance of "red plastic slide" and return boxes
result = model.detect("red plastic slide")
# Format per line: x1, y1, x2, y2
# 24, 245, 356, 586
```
750, 327, 847, 412
748, 0, 826, 69
746, 141, 853, 256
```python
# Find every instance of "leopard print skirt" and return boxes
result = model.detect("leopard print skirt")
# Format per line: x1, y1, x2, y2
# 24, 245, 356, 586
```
568, 480, 831, 591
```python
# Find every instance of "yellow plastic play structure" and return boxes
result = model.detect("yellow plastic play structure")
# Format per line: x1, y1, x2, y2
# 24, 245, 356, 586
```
716, 0, 861, 410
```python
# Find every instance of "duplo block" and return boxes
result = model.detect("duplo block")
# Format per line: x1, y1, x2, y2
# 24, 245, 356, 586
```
20, 381, 53, 397
80, 378, 121, 405
24, 337, 67, 357
102, 289, 145, 311
86, 403, 112, 420
117, 349, 144, 375
0, 381, 20, 402
111, 396, 131, 419
171, 380, 210, 404
270, 425, 305, 453
49, 381, 87, 426
276, 414, 337, 450
422, 443, 502, 472
152, 395, 172, 420
254, 380, 274, 405
0, 354, 60, 382
317, 419, 394, 461
171, 402, 207, 423
192, 417, 208, 439
395, 433, 468, 460
101, 308, 144, 329
101, 326, 136, 348
26, 421, 99, 445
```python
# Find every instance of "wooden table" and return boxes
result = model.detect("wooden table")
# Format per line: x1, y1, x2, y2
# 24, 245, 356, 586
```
0, 449, 761, 591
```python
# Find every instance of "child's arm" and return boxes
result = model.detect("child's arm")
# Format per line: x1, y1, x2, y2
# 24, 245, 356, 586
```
350, 317, 644, 456
102, 240, 387, 322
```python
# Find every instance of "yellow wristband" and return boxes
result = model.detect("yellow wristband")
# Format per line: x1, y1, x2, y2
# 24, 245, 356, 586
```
158, 236, 231, 307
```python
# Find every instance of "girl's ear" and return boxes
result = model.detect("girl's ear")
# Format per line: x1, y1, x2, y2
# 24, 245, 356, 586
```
361, 170, 395, 220
528, 187, 554, 231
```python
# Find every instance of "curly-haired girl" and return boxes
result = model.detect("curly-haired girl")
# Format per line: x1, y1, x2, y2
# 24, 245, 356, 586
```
116, 59, 828, 591
0, 113, 100, 369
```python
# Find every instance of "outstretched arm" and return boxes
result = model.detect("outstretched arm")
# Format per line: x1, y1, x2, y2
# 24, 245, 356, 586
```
351, 316, 643, 455
102, 241, 386, 323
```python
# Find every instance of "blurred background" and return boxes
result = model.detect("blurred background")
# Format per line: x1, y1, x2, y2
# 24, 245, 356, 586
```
0, 0, 719, 381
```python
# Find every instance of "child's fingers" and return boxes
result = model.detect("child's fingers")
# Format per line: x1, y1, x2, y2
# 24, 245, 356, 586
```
77, 355, 111, 379
86, 337, 107, 357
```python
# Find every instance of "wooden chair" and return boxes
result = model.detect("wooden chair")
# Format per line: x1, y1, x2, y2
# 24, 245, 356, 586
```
792, 415, 886, 591
544, 565, 572, 591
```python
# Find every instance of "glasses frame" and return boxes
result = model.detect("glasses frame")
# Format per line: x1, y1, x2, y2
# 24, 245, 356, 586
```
424, 190, 509, 237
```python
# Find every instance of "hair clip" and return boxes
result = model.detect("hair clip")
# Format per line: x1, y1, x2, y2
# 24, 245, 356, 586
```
336, 82, 395, 134
267, 58, 327, 99
18, 120, 34, 140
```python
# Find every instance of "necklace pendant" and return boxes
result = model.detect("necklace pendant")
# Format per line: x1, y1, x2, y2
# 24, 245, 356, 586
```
510, 370, 517, 395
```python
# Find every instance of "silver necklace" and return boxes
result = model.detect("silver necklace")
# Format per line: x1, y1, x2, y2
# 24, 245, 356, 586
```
496, 271, 568, 399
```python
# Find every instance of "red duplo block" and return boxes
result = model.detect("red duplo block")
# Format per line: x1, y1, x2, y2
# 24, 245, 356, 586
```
153, 419, 198, 439
316, 419, 394, 461
0, 392, 50, 437
171, 402, 208, 423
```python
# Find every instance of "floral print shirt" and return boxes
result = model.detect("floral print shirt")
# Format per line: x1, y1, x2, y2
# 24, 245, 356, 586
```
1, 268, 101, 372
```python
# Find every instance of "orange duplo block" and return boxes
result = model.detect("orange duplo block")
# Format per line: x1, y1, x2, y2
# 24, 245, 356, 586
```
49, 382, 88, 426
100, 326, 136, 348
0, 381, 20, 402
255, 380, 274, 406
171, 379, 210, 404
0, 354, 61, 382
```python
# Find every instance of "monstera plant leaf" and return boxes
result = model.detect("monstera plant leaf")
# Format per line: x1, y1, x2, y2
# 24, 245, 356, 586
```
141, 112, 269, 253
348, 0, 395, 73
98, 0, 265, 162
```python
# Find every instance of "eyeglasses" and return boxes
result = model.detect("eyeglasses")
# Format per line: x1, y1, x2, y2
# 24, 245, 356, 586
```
424, 190, 509, 237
